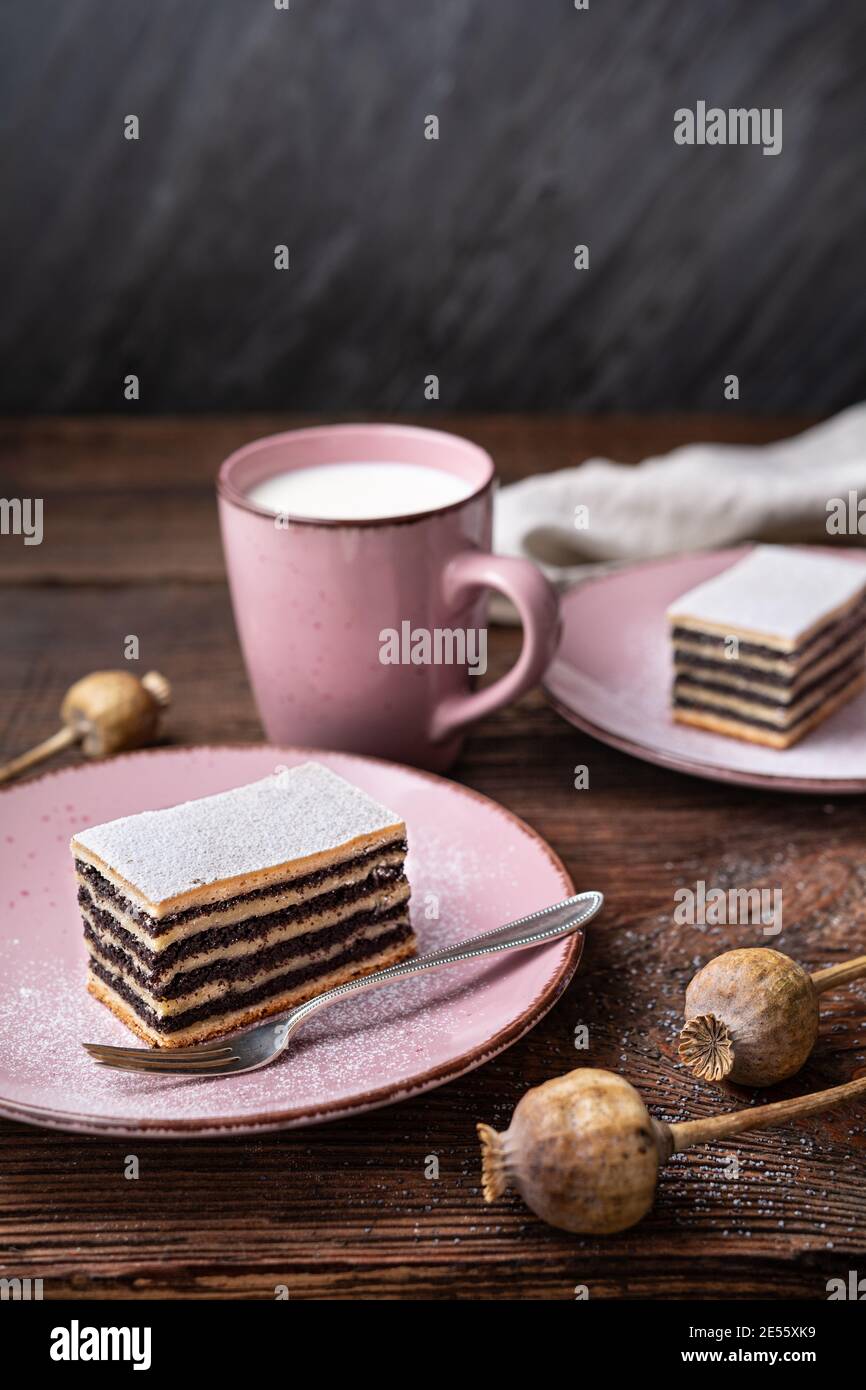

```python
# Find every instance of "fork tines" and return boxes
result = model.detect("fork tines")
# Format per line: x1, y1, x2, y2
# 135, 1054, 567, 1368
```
83, 1041, 239, 1071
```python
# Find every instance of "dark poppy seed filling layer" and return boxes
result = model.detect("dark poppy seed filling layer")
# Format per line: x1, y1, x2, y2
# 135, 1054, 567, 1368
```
75, 837, 408, 933
78, 863, 407, 972
672, 698, 814, 735
89, 923, 415, 1034
670, 599, 866, 665
84, 899, 409, 998
672, 668, 858, 734
673, 650, 865, 713
673, 642, 866, 691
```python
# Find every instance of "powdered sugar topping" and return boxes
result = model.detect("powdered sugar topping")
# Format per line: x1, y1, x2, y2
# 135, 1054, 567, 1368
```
71, 763, 403, 906
666, 546, 866, 644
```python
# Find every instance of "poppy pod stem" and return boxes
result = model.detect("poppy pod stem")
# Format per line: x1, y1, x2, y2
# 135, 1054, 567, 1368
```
479, 1067, 866, 1236
669, 1073, 866, 1153
0, 670, 171, 786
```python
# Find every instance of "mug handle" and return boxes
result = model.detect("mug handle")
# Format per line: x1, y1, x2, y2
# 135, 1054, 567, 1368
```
429, 550, 560, 743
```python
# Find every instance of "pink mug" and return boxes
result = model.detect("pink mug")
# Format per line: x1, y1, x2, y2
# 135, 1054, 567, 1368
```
217, 424, 559, 771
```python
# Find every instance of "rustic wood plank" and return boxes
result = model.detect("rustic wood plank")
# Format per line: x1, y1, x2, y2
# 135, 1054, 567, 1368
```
1, 415, 864, 1301
0, 412, 814, 583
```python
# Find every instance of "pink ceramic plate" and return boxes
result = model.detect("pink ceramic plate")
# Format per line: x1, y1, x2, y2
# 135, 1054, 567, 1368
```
544, 546, 866, 794
0, 746, 579, 1138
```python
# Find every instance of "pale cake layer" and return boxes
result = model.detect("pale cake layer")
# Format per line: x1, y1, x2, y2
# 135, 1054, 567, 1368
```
673, 671, 865, 749
86, 911, 410, 1017
76, 844, 406, 950
673, 651, 866, 726
673, 626, 866, 693
666, 547, 866, 651
80, 876, 411, 989
87, 928, 417, 1046
671, 600, 866, 656
71, 763, 406, 917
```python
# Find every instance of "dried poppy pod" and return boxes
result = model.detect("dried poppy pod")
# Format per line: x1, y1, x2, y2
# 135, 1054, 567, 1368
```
478, 1066, 866, 1236
678, 946, 866, 1088
0, 670, 171, 786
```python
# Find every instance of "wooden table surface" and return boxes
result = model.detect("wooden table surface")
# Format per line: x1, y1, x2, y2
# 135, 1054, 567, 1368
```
1, 414, 865, 1301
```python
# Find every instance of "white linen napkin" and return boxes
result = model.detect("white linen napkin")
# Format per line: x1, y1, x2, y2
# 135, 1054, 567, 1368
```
492, 405, 866, 621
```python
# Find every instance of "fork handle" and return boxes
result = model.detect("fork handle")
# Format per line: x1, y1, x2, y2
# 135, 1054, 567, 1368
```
287, 890, 603, 1025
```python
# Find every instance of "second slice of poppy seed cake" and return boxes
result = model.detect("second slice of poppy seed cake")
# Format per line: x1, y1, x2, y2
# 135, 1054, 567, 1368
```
667, 547, 866, 749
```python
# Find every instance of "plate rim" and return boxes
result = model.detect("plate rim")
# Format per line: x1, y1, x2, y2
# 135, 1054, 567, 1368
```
544, 546, 866, 795
0, 743, 580, 1138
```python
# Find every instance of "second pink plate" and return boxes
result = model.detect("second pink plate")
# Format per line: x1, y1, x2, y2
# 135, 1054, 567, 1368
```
544, 546, 866, 794
0, 746, 580, 1137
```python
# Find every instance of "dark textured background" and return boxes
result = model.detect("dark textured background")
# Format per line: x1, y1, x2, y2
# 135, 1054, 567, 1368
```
2, 0, 865, 414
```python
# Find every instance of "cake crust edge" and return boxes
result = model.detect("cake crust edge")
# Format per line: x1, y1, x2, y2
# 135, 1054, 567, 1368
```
672, 671, 865, 749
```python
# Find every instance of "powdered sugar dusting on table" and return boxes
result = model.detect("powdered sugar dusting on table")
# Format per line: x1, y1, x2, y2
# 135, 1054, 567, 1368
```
0, 748, 573, 1133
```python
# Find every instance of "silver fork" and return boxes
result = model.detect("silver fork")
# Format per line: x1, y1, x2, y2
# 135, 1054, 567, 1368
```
83, 890, 603, 1077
